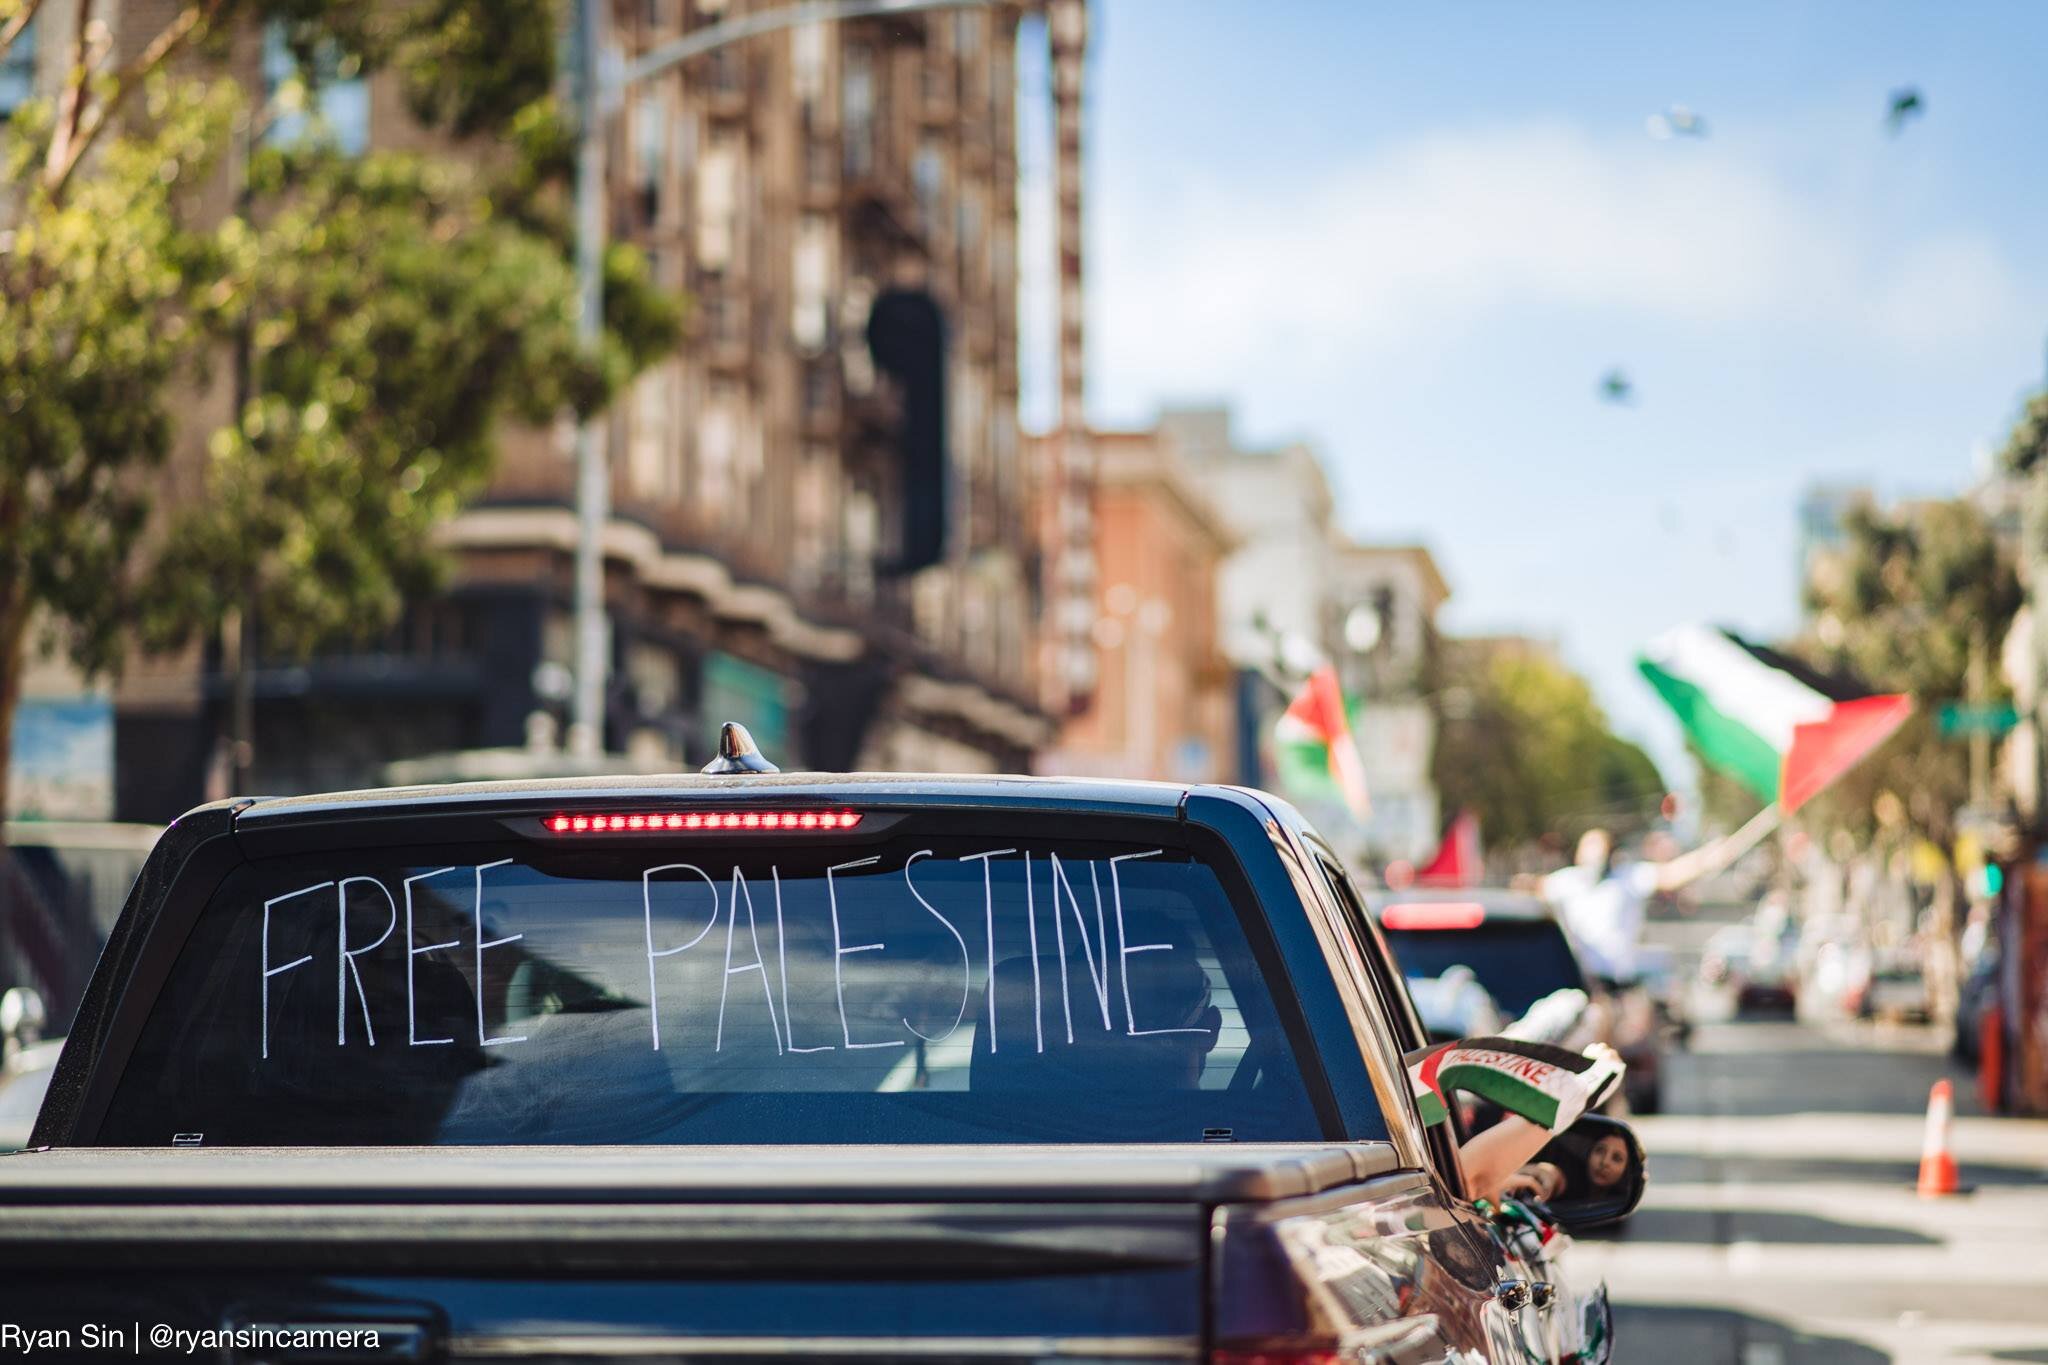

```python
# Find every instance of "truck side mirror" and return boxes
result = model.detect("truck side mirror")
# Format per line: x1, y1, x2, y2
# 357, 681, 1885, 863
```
1531, 1113, 1647, 1231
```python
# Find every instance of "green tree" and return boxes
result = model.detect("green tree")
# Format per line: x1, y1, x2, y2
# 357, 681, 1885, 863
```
1996, 386, 2048, 476
1798, 499, 2021, 854
0, 0, 680, 830
1434, 650, 1666, 852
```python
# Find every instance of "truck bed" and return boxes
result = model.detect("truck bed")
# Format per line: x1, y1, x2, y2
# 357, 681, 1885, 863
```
0, 1144, 1408, 1361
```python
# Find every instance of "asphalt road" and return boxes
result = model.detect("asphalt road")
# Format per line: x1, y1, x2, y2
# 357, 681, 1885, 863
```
1571, 989, 2048, 1361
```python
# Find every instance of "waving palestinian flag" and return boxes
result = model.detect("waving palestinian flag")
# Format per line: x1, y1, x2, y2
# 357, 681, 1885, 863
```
1638, 625, 1912, 814
1274, 664, 1371, 821
1406, 1037, 1624, 1133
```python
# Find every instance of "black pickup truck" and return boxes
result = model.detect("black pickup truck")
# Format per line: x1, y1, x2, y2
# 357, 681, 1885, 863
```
2, 745, 1637, 1362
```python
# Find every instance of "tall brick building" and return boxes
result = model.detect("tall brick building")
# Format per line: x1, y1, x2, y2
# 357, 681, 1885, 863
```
1033, 423, 1235, 784
7, 0, 1092, 818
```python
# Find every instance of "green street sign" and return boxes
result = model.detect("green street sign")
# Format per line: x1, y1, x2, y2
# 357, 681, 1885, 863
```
1938, 702, 2019, 737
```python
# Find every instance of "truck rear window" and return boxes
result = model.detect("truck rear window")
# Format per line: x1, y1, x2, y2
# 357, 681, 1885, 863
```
97, 821, 1331, 1145
1379, 920, 1587, 1019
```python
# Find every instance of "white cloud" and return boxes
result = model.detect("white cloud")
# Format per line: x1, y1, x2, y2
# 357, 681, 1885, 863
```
1089, 122, 2027, 405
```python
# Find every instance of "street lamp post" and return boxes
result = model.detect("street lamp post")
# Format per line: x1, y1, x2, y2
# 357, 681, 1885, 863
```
565, 0, 1005, 758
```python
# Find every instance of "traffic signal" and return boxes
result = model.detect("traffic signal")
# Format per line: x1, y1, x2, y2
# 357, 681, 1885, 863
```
866, 287, 949, 575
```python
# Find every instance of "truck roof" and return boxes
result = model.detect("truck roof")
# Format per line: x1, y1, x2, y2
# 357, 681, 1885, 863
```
229, 772, 1241, 830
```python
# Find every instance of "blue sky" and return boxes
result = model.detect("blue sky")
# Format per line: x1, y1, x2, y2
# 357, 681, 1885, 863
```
1024, 0, 2048, 785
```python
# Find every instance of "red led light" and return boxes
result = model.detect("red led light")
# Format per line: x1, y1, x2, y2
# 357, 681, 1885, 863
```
543, 810, 864, 835
1380, 902, 1487, 931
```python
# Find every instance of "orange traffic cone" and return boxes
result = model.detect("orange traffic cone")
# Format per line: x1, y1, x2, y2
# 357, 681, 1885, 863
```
1916, 1078, 1960, 1197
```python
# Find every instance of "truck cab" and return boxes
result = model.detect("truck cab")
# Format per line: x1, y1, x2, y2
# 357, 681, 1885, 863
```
5, 748, 1630, 1362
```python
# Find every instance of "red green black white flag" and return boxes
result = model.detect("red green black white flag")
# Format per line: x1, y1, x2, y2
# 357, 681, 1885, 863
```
1407, 1037, 1625, 1133
1274, 664, 1371, 822
1637, 625, 1912, 815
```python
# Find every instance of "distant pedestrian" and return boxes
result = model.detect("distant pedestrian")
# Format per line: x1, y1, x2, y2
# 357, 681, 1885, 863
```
1542, 824, 1763, 982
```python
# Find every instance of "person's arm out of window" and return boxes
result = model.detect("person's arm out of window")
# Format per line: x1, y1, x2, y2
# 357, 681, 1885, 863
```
1459, 1115, 1554, 1205
1650, 806, 1781, 895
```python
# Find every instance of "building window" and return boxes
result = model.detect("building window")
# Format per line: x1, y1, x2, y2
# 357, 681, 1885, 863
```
695, 134, 739, 270
842, 44, 873, 178
955, 185, 982, 259
805, 135, 836, 190
845, 488, 878, 604
634, 91, 665, 224
791, 214, 833, 353
0, 19, 34, 119
955, 10, 984, 55
802, 360, 836, 421
627, 365, 674, 501
705, 48, 743, 94
792, 446, 835, 592
913, 138, 946, 234
261, 22, 369, 155
792, 21, 826, 110
698, 380, 740, 512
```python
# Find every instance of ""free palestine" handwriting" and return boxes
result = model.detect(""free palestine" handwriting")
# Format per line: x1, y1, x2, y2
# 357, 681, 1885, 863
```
257, 849, 1209, 1060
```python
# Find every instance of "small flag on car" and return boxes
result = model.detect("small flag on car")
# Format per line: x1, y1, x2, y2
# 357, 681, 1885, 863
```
1406, 1037, 1624, 1133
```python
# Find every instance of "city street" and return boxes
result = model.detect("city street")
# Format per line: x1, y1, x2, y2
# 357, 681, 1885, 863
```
1574, 911, 2048, 1364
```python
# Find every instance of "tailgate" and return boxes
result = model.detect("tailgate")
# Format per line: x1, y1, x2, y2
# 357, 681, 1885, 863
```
4, 1206, 1204, 1362
0, 1144, 1394, 1362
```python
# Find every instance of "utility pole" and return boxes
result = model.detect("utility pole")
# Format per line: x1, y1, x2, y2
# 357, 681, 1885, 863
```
565, 0, 1011, 759
1969, 623, 1990, 810
569, 0, 610, 759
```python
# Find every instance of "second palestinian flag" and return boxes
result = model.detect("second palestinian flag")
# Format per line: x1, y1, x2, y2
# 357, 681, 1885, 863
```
1274, 664, 1371, 822
1638, 624, 1912, 814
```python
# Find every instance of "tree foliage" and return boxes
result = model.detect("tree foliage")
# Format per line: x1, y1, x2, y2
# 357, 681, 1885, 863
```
1434, 650, 1667, 852
1997, 386, 2048, 477
1, 78, 235, 678
1798, 499, 2021, 849
139, 144, 598, 654
0, 0, 681, 826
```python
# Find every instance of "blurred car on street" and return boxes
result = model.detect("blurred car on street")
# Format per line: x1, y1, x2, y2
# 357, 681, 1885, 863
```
1632, 941, 1691, 1048
1861, 953, 1932, 1023
1402, 963, 1505, 1045
0, 1038, 61, 1152
1701, 921, 1799, 1015
1954, 945, 2001, 1063
1369, 888, 1666, 1114
0, 986, 59, 1152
